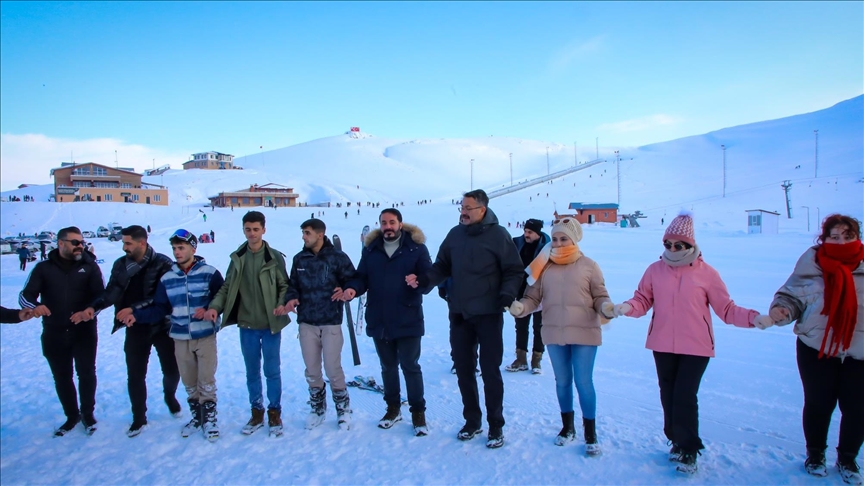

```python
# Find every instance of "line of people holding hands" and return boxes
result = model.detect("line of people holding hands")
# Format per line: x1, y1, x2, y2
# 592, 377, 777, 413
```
2, 191, 861, 484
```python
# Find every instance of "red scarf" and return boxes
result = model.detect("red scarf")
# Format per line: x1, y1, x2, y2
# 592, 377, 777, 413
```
815, 240, 864, 358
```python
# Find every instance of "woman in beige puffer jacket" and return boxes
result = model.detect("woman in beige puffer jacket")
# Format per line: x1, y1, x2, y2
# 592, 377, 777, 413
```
509, 217, 613, 456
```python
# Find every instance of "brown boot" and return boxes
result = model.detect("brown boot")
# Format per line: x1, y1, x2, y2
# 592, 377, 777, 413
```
241, 407, 265, 435
505, 349, 528, 372
531, 351, 543, 374
267, 408, 283, 437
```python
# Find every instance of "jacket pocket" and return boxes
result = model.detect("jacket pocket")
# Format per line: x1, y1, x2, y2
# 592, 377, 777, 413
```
703, 316, 715, 346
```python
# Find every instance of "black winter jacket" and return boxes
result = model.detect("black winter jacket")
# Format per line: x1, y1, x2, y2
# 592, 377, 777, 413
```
19, 249, 105, 331
424, 208, 524, 319
1, 306, 22, 324
285, 236, 356, 326
345, 224, 433, 340
513, 231, 551, 297
89, 246, 173, 334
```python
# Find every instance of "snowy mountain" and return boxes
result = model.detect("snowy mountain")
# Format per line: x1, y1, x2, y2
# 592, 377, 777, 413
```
1, 95, 862, 485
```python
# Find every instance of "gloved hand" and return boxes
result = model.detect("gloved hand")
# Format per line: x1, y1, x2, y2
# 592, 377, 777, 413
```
753, 314, 775, 330
438, 287, 448, 301
600, 302, 615, 319
498, 295, 516, 312
613, 303, 632, 317
508, 300, 525, 317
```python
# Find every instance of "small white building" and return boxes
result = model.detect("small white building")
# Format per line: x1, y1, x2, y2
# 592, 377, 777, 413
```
746, 209, 780, 234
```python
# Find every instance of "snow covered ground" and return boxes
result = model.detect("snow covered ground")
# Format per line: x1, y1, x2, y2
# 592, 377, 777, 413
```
0, 96, 861, 485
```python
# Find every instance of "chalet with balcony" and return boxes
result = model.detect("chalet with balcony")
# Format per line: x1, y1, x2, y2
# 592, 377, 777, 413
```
183, 151, 235, 170
209, 183, 299, 208
50, 162, 169, 205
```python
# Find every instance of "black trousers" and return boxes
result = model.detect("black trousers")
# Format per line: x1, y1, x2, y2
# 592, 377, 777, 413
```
514, 311, 544, 353
124, 325, 180, 422
19, 257, 26, 271
450, 312, 505, 429
41, 323, 98, 420
797, 338, 864, 457
373, 336, 425, 413
653, 351, 710, 453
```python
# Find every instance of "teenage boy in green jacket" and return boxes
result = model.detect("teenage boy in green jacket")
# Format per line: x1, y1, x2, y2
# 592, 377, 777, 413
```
204, 211, 291, 437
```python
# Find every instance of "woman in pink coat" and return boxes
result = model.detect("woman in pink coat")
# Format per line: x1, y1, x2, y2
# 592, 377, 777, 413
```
611, 212, 764, 474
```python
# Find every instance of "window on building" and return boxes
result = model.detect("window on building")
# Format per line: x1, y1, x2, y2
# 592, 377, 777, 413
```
73, 181, 90, 188
604, 212, 608, 218
93, 167, 107, 176
243, 197, 249, 204
121, 183, 132, 188
72, 167, 91, 175
154, 194, 161, 202
105, 194, 113, 201
132, 194, 139, 201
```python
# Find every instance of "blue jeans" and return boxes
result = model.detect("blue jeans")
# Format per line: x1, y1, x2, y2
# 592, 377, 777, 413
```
239, 328, 282, 411
547, 344, 597, 419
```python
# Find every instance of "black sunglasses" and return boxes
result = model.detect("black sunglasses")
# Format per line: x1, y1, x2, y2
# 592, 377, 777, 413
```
62, 239, 86, 247
663, 241, 690, 251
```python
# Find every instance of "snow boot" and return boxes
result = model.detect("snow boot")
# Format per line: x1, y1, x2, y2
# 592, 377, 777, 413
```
378, 402, 402, 429
166, 395, 183, 418
555, 411, 576, 446
583, 418, 601, 456
668, 441, 682, 462
412, 410, 428, 437
837, 452, 862, 485
305, 387, 327, 429
181, 399, 202, 438
333, 388, 352, 431
531, 351, 543, 374
201, 401, 219, 442
676, 450, 699, 474
267, 408, 283, 438
82, 413, 97, 436
457, 423, 483, 441
241, 407, 265, 435
53, 415, 81, 437
505, 349, 528, 372
486, 426, 505, 449
126, 418, 148, 438
805, 448, 828, 477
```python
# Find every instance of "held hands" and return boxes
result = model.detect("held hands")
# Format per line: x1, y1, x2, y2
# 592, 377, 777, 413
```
18, 308, 34, 321
193, 308, 207, 319
70, 307, 95, 324
122, 314, 136, 327
341, 288, 356, 302
331, 287, 345, 302
405, 274, 419, 289
274, 299, 300, 317
508, 300, 524, 317
753, 314, 775, 330
202, 309, 219, 322
115, 307, 134, 322
613, 303, 631, 317
769, 306, 790, 323
32, 305, 52, 318
600, 302, 615, 319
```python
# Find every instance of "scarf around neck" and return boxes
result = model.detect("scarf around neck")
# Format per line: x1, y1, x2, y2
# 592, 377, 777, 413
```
662, 244, 700, 267
525, 242, 582, 286
125, 244, 153, 279
815, 240, 864, 358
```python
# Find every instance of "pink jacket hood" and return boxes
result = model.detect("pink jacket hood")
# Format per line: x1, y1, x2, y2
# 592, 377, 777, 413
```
624, 255, 757, 358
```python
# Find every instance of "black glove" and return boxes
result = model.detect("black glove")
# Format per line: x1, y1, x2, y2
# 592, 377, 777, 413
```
438, 287, 448, 301
498, 294, 515, 311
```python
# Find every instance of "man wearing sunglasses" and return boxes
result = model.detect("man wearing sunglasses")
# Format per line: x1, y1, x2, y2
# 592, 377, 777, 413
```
19, 226, 105, 436
406, 189, 523, 448
75, 225, 179, 438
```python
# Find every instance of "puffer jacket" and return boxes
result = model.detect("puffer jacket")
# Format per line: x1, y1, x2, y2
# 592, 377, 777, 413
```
516, 255, 611, 346
425, 208, 524, 319
345, 224, 433, 340
771, 246, 864, 360
209, 241, 291, 334
624, 254, 757, 358
284, 236, 356, 326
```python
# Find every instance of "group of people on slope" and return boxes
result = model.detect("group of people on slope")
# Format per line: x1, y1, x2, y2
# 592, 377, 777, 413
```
1, 191, 862, 484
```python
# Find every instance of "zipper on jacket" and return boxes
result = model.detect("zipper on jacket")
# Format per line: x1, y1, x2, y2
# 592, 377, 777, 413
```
703, 316, 714, 347
647, 312, 655, 335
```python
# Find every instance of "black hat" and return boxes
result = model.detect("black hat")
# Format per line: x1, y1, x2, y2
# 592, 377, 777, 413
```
523, 218, 543, 235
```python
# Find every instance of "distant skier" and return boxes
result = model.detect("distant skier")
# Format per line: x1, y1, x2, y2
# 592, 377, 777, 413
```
210, 230, 215, 243
17, 244, 31, 270
345, 211, 348, 219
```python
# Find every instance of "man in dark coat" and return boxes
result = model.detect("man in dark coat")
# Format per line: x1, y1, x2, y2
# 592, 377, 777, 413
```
0, 306, 33, 323
19, 226, 105, 436
406, 189, 523, 448
343, 209, 432, 435
75, 225, 179, 437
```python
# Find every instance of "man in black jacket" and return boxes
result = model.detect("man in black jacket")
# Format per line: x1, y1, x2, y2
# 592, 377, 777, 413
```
342, 209, 432, 435
407, 189, 523, 448
74, 225, 179, 437
0, 306, 33, 323
19, 226, 105, 436
280, 219, 356, 430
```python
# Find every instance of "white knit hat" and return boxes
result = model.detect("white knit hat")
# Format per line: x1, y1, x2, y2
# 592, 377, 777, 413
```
552, 218, 583, 243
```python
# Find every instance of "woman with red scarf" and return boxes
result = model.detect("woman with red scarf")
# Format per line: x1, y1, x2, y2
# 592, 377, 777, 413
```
766, 214, 864, 485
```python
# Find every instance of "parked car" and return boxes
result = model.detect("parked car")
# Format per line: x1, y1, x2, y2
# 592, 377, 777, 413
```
37, 231, 56, 241
97, 226, 110, 238
82, 230, 96, 239
109, 222, 123, 233
108, 230, 123, 242
0, 242, 11, 254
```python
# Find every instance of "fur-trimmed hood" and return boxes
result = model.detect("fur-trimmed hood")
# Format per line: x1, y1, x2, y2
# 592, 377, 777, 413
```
363, 223, 426, 247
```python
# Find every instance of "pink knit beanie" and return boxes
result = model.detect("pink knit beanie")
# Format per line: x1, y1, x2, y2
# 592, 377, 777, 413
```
664, 212, 695, 246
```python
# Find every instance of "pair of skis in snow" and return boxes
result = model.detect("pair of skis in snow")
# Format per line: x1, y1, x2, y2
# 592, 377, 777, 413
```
332, 225, 370, 367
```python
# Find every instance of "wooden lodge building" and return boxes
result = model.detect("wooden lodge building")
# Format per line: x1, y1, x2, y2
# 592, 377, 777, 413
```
208, 183, 299, 208
51, 162, 168, 205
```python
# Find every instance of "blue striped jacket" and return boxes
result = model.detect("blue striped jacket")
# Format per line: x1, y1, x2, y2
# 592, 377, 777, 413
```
133, 256, 224, 340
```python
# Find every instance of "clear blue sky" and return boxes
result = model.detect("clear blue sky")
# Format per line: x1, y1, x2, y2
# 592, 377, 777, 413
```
1, 1, 861, 160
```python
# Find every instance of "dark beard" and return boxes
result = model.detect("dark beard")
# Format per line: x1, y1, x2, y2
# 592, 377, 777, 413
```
383, 230, 402, 242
